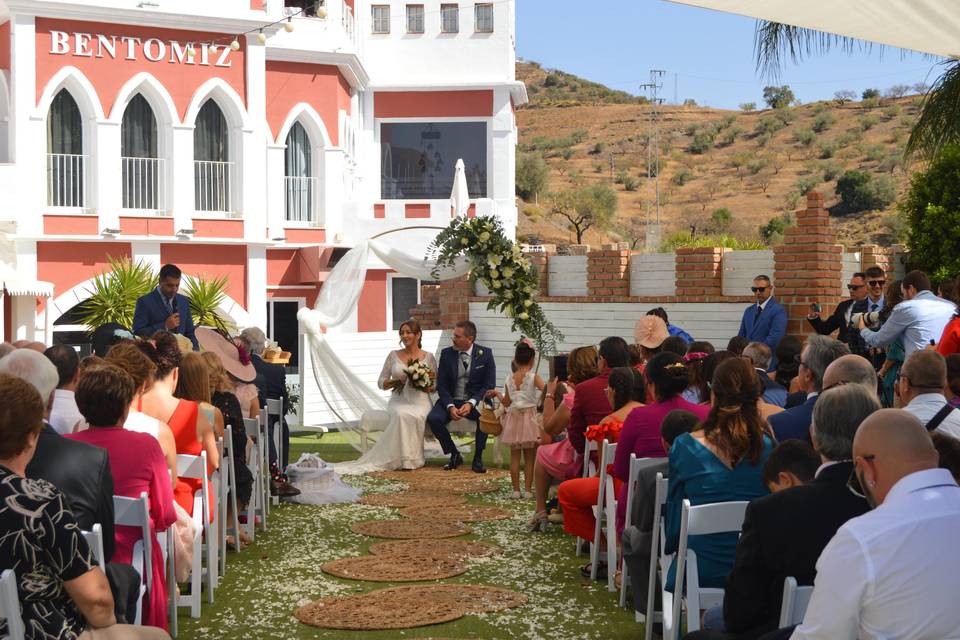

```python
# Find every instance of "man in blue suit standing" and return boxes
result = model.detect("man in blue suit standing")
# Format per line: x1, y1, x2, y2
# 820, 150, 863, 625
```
426, 320, 496, 473
132, 263, 199, 350
738, 274, 787, 368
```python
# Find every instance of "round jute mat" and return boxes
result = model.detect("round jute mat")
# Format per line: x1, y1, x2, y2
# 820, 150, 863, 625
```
351, 519, 472, 539
372, 467, 509, 483
294, 594, 464, 630
369, 539, 502, 559
371, 584, 528, 614
360, 491, 467, 509
400, 504, 514, 522
321, 553, 467, 582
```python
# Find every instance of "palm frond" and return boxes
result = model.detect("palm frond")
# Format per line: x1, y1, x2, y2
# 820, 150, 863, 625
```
77, 256, 156, 331
180, 274, 237, 335
905, 59, 960, 160
754, 21, 873, 80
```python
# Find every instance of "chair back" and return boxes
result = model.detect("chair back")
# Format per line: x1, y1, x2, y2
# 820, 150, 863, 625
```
177, 451, 211, 525
81, 523, 105, 570
113, 492, 153, 592
685, 500, 749, 537
645, 472, 670, 640
265, 398, 283, 418
582, 439, 598, 477
779, 576, 814, 627
619, 453, 649, 608
0, 569, 24, 640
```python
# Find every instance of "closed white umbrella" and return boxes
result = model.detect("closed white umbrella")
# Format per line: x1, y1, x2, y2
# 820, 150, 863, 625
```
449, 158, 470, 218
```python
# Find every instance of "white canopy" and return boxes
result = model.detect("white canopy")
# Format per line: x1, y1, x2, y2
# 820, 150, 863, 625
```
665, 0, 960, 57
0, 263, 54, 297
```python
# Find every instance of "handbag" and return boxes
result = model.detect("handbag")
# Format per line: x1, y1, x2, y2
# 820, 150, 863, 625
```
478, 399, 503, 436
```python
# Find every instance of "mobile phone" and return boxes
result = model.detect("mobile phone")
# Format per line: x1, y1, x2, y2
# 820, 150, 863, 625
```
552, 354, 569, 382
810, 302, 821, 314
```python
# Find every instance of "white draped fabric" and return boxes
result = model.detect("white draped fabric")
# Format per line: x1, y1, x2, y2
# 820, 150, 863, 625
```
297, 233, 470, 451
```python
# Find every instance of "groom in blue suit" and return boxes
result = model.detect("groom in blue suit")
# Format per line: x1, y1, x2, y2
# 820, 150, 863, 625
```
738, 274, 787, 369
132, 263, 199, 350
427, 320, 496, 473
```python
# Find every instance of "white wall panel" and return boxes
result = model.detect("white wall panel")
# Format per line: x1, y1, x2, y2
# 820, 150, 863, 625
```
630, 253, 676, 297
548, 255, 588, 296
722, 250, 774, 297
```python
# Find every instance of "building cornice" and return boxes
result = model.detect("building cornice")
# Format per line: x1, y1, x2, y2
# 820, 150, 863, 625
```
16, 233, 280, 246
266, 48, 369, 90
370, 80, 528, 106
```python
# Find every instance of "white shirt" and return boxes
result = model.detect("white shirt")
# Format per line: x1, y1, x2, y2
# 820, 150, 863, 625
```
48, 389, 84, 435
861, 290, 955, 357
791, 468, 960, 640
903, 393, 960, 439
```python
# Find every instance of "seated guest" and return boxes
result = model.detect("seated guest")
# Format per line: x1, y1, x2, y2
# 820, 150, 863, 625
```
946, 353, 960, 408
648, 307, 694, 343
530, 345, 600, 528
241, 326, 291, 474
770, 335, 802, 395
0, 341, 14, 360
742, 342, 787, 408
557, 367, 645, 574
68, 366, 178, 632
139, 332, 219, 517
726, 335, 748, 357
821, 353, 879, 393
685, 384, 877, 639
897, 349, 960, 437
789, 410, 960, 639
231, 334, 263, 418
621, 409, 700, 615
44, 344, 84, 434
661, 335, 689, 357
635, 315, 670, 365
664, 358, 774, 591
0, 374, 169, 640
932, 431, 960, 482
761, 440, 820, 492
175, 352, 225, 441
682, 341, 715, 405
768, 335, 849, 442
529, 339, 627, 532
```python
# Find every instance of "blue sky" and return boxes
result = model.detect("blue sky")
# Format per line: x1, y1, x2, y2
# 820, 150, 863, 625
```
515, 1, 941, 109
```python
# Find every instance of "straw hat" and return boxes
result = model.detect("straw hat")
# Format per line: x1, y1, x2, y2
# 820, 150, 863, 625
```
195, 327, 256, 383
634, 315, 669, 349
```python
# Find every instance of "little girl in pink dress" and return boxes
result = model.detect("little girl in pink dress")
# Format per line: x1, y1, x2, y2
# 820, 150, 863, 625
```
496, 341, 545, 498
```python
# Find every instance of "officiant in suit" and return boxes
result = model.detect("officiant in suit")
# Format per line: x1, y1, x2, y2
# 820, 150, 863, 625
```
132, 263, 199, 350
737, 275, 787, 369
427, 320, 496, 473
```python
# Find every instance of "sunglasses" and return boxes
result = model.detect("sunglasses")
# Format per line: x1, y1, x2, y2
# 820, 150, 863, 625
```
751, 286, 768, 293
868, 280, 886, 287
846, 455, 876, 499
847, 284, 865, 290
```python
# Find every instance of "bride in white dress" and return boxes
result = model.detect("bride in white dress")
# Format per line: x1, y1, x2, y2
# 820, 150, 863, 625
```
335, 319, 437, 474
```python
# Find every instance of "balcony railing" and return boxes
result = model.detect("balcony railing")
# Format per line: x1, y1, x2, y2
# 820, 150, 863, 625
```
285, 176, 321, 224
194, 160, 233, 214
47, 153, 87, 209
122, 156, 166, 214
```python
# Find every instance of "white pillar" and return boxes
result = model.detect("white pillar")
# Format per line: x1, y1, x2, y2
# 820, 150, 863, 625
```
490, 87, 517, 238
266, 143, 285, 239
171, 124, 195, 233
44, 296, 52, 345
242, 34, 267, 241
10, 15, 44, 238
323, 148, 345, 241
247, 244, 267, 329
94, 120, 122, 231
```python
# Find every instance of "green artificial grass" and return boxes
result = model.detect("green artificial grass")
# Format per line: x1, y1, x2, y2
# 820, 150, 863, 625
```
177, 435, 644, 639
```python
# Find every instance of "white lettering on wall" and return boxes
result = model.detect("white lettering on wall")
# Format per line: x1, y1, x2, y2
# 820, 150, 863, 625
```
46, 31, 234, 68
50, 31, 70, 55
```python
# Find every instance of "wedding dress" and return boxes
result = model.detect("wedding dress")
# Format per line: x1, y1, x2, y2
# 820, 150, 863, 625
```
334, 350, 438, 474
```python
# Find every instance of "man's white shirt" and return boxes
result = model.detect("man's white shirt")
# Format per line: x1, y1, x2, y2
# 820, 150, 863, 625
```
903, 393, 960, 439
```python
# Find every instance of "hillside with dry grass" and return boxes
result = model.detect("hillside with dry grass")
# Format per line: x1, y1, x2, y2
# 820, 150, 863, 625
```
515, 61, 920, 250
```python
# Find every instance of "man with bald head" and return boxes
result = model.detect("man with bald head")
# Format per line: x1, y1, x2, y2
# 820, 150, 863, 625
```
790, 410, 960, 639
897, 349, 960, 438
821, 354, 878, 393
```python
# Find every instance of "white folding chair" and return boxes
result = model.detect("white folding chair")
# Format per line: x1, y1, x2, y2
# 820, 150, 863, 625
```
0, 569, 24, 640
779, 576, 814, 627
265, 398, 284, 507
619, 454, 645, 609
81, 523, 105, 571
113, 492, 151, 626
243, 416, 267, 538
646, 472, 670, 639
589, 440, 619, 591
575, 439, 599, 557
176, 452, 214, 616
668, 499, 749, 639
222, 425, 241, 559
213, 437, 225, 583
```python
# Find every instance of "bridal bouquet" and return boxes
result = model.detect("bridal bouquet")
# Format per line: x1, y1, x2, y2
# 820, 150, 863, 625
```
403, 359, 435, 393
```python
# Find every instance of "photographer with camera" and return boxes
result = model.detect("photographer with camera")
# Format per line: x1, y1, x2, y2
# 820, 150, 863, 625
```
861, 270, 956, 358
807, 272, 871, 355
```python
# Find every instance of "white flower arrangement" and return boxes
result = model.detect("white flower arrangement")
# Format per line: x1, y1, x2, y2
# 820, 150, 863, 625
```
403, 358, 435, 393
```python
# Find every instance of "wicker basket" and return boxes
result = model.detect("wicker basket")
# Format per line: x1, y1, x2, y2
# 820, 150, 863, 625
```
478, 401, 502, 436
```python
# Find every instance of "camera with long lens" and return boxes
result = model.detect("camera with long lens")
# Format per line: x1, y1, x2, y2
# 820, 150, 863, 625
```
850, 311, 882, 329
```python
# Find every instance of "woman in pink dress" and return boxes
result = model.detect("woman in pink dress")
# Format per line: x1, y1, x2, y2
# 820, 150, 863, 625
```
68, 364, 177, 631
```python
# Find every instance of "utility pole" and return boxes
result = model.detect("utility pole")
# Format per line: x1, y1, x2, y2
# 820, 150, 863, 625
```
641, 69, 666, 225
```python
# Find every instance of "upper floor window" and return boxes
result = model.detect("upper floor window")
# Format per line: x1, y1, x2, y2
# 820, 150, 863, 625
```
194, 99, 231, 213
441, 4, 459, 33
475, 3, 493, 33
285, 0, 320, 16
47, 89, 85, 208
372, 5, 390, 34
121, 94, 163, 212
380, 121, 487, 200
285, 122, 320, 224
406, 5, 424, 34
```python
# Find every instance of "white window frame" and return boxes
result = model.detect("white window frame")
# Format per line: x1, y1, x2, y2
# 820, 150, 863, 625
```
441, 4, 459, 33
474, 3, 494, 33
387, 274, 421, 332
406, 4, 425, 34
371, 5, 391, 34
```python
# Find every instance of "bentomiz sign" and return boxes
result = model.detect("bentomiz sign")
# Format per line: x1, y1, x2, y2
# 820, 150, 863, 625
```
48, 31, 235, 67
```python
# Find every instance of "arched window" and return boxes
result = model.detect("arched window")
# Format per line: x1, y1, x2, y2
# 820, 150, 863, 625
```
47, 89, 84, 207
284, 121, 315, 223
121, 94, 160, 210
194, 99, 230, 212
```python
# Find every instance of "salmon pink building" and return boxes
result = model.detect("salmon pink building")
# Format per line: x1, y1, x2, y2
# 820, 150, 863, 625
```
0, 0, 525, 370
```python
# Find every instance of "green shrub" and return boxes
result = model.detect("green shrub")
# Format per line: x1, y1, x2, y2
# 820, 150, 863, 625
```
560, 148, 574, 161
796, 175, 821, 194
718, 127, 743, 147
773, 109, 796, 125
739, 102, 756, 112
623, 176, 639, 191
862, 88, 881, 100
755, 133, 773, 148
882, 105, 901, 120
515, 152, 551, 200
544, 73, 561, 87
689, 131, 714, 154
900, 144, 960, 278
590, 141, 607, 155
793, 127, 816, 146
661, 231, 765, 251
711, 207, 733, 227
864, 144, 887, 162
763, 85, 796, 109
817, 140, 838, 159
755, 116, 786, 136
835, 170, 896, 213
819, 160, 844, 182
685, 123, 701, 136
747, 158, 769, 175
860, 114, 881, 131
672, 167, 694, 186
759, 211, 795, 243
593, 161, 605, 174
861, 97, 881, 109
812, 112, 836, 132
720, 114, 737, 129
571, 129, 589, 143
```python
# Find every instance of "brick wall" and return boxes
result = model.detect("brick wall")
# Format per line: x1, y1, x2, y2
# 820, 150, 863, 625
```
587, 246, 631, 297
675, 247, 726, 297
410, 283, 441, 329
